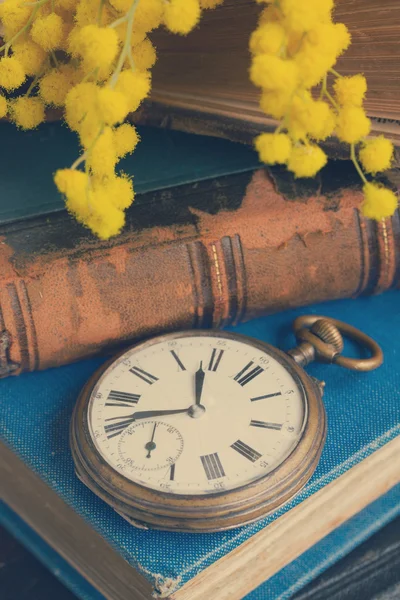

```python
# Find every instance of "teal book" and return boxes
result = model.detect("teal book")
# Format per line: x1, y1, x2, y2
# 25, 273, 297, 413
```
1, 291, 400, 600
0, 121, 260, 223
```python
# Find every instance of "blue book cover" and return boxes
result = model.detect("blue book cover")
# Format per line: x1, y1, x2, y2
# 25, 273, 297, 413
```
1, 291, 400, 599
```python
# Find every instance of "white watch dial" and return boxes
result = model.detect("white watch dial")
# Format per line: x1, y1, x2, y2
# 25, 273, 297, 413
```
88, 334, 306, 495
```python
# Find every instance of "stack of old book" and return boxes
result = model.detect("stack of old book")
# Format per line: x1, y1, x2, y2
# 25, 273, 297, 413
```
0, 2, 399, 598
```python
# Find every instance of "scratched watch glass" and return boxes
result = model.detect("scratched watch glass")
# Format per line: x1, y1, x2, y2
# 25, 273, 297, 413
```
88, 335, 306, 495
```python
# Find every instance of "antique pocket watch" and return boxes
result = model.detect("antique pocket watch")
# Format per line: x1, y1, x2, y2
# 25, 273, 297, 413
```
70, 316, 382, 532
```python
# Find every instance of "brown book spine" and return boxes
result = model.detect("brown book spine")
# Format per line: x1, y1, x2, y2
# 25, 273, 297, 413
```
0, 168, 398, 377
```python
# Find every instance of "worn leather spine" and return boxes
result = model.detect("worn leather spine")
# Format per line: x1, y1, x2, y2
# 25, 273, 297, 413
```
0, 169, 398, 377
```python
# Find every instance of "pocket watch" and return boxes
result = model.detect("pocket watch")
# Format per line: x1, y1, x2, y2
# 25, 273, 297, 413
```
70, 316, 382, 532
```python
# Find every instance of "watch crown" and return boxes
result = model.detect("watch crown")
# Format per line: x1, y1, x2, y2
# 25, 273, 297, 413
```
310, 319, 344, 354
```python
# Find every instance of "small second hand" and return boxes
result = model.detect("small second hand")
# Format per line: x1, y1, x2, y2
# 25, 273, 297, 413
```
145, 422, 157, 458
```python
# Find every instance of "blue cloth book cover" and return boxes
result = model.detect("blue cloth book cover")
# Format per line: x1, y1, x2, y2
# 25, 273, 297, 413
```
1, 291, 400, 599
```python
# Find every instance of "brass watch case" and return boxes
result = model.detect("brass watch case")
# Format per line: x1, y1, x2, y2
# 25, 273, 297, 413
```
70, 330, 326, 533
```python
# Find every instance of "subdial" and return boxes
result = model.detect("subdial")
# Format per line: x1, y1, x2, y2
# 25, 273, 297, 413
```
117, 420, 184, 472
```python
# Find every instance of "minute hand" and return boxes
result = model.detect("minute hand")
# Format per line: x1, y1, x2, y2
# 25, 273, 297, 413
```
131, 408, 189, 420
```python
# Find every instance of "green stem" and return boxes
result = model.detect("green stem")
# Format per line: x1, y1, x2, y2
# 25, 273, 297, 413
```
109, 0, 139, 88
319, 73, 327, 100
324, 89, 339, 111
80, 67, 99, 83
50, 50, 58, 68
70, 126, 104, 171
350, 143, 368, 184
127, 45, 135, 71
329, 68, 342, 78
25, 64, 47, 96
109, 14, 128, 28
70, 153, 87, 171
319, 73, 339, 109
0, 0, 49, 54
97, 0, 105, 24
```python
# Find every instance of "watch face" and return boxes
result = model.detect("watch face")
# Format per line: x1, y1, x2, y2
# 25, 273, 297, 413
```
87, 333, 307, 496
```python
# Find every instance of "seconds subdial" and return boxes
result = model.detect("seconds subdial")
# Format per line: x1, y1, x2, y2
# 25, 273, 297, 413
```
117, 421, 184, 472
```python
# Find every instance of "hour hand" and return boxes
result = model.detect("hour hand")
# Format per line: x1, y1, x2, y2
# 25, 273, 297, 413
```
195, 361, 205, 406
131, 408, 189, 421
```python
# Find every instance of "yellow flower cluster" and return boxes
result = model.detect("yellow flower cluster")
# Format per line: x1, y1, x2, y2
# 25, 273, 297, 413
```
0, 0, 221, 239
251, 0, 397, 221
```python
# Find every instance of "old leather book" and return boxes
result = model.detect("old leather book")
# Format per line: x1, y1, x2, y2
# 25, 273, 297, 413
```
134, 0, 400, 148
0, 137, 399, 376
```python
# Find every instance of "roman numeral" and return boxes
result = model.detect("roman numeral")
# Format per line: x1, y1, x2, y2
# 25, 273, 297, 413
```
208, 348, 224, 372
104, 416, 135, 439
129, 366, 158, 384
200, 452, 225, 480
231, 440, 262, 462
234, 361, 264, 386
250, 420, 283, 430
105, 390, 141, 407
170, 350, 186, 371
251, 392, 282, 402
170, 463, 176, 481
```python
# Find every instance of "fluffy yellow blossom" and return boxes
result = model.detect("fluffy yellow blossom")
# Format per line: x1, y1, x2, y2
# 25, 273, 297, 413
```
96, 88, 129, 126
280, 0, 333, 33
74, 0, 98, 27
362, 183, 398, 221
39, 65, 78, 107
288, 96, 335, 141
114, 123, 140, 158
287, 144, 327, 178
255, 133, 292, 165
115, 69, 151, 112
12, 97, 45, 129
294, 23, 350, 87
164, 0, 201, 35
131, 38, 157, 71
0, 0, 32, 39
135, 0, 165, 33
334, 74, 367, 107
76, 25, 119, 74
336, 106, 371, 144
65, 82, 99, 131
249, 23, 286, 56
110, 0, 164, 33
67, 26, 81, 57
124, 26, 147, 47
295, 48, 334, 88
78, 112, 103, 148
12, 40, 46, 76
0, 57, 25, 90
259, 89, 292, 119
332, 23, 351, 56
31, 13, 64, 51
86, 187, 125, 239
359, 137, 394, 174
304, 23, 351, 58
54, 168, 91, 222
103, 174, 135, 210
307, 102, 336, 141
258, 5, 281, 25
87, 127, 118, 176
59, 19, 75, 52
0, 95, 7, 118
250, 55, 298, 91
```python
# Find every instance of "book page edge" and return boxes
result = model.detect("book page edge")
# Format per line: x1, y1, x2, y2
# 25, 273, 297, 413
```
0, 441, 154, 600
173, 434, 400, 600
